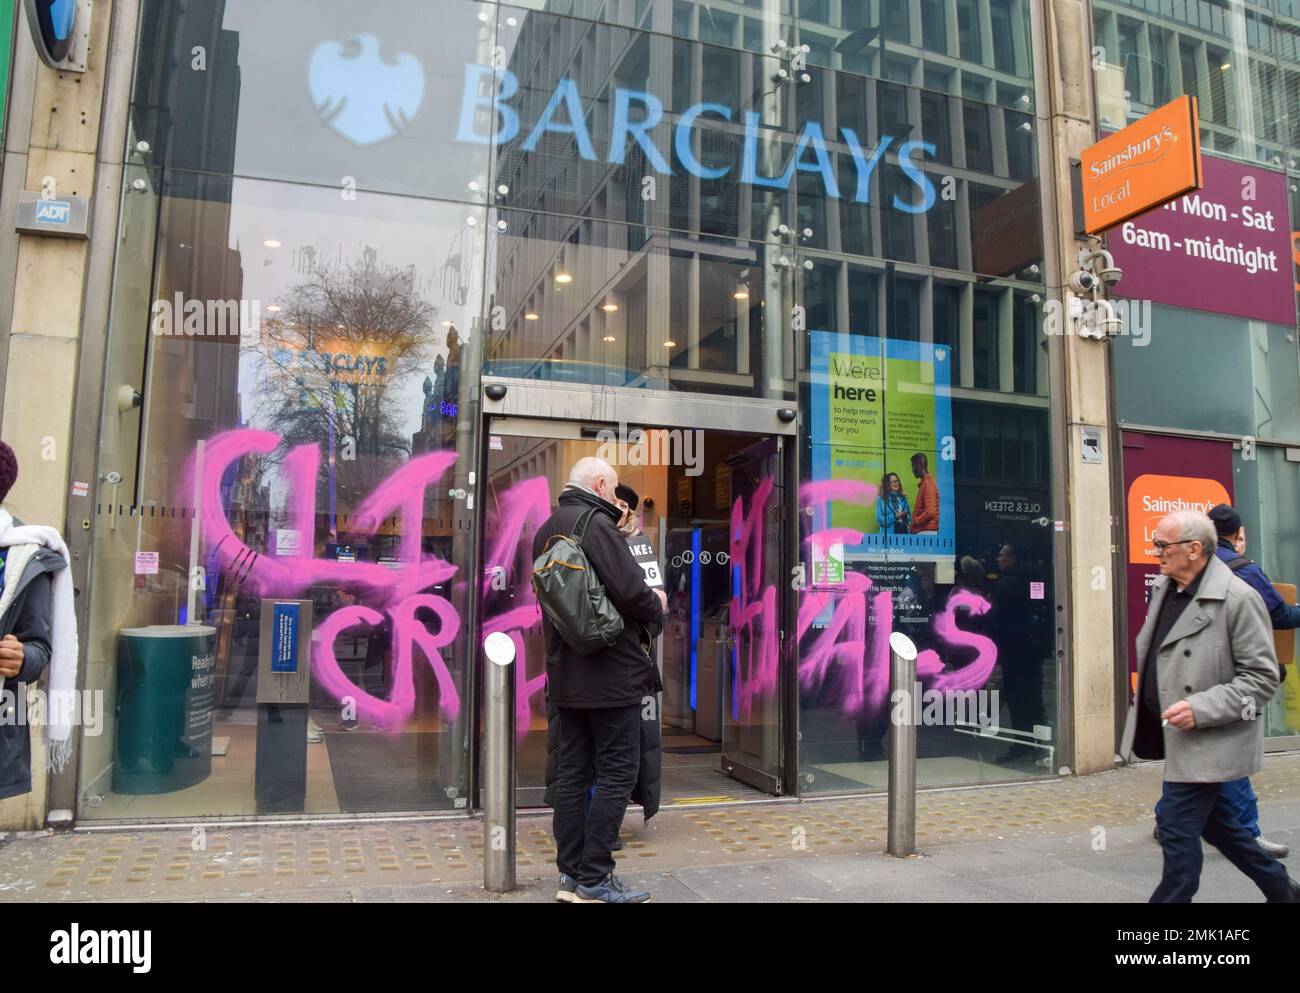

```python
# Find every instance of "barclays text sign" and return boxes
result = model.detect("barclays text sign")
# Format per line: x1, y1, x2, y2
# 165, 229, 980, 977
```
455, 64, 939, 214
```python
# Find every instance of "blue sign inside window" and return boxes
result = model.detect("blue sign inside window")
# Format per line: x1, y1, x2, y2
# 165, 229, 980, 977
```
271, 602, 300, 673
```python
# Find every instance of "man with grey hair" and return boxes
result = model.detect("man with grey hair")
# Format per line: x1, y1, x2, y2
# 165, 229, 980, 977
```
534, 455, 667, 903
1122, 509, 1299, 902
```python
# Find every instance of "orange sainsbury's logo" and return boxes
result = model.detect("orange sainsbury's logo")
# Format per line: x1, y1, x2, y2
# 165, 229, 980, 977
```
1081, 95, 1203, 235
1126, 474, 1230, 564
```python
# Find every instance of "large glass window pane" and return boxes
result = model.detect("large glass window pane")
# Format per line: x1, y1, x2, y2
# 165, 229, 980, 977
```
972, 287, 1001, 389
1094, 0, 1300, 170
957, 0, 982, 63
129, 0, 495, 202
485, 210, 793, 397
797, 330, 1056, 792
1230, 447, 1300, 739
989, 0, 1017, 73
963, 102, 994, 174
921, 0, 948, 54
921, 90, 954, 165
80, 173, 482, 818
1114, 307, 1300, 440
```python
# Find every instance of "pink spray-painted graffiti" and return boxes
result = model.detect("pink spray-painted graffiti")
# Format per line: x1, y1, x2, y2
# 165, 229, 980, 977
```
727, 474, 998, 720
798, 478, 998, 718
480, 475, 554, 734
729, 476, 779, 721
192, 430, 554, 736
196, 429, 998, 733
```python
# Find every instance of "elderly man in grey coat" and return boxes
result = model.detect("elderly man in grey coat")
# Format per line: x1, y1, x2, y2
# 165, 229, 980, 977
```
1122, 509, 1300, 903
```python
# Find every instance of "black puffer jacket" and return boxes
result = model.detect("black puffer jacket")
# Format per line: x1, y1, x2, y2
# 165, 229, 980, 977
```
0, 542, 64, 800
532, 487, 664, 708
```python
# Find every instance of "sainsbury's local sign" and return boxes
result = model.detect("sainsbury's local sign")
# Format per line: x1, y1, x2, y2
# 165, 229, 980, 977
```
454, 64, 939, 213
1079, 95, 1202, 235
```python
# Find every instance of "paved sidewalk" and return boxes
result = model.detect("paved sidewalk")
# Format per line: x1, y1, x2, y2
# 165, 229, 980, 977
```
3, 753, 1299, 902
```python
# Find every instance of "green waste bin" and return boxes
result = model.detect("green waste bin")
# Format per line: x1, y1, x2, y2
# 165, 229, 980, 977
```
113, 625, 217, 794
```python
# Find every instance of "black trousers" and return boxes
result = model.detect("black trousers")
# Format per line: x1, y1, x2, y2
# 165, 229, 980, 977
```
553, 704, 641, 886
1000, 653, 1044, 736
1152, 780, 1293, 903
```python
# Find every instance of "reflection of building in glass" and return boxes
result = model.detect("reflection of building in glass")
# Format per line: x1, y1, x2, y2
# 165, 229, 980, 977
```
485, 1, 1047, 402
1093, 0, 1299, 165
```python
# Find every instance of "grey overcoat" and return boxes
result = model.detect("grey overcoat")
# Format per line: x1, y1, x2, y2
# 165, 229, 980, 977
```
1120, 554, 1280, 783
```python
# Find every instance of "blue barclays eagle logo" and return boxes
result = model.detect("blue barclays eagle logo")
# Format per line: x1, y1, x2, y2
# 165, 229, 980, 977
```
308, 34, 424, 146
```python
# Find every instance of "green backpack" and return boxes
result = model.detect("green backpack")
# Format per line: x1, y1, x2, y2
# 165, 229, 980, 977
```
531, 508, 625, 655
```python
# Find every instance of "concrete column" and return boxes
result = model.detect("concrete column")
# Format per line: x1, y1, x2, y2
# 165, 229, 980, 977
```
0, 0, 122, 830
1035, 0, 1117, 776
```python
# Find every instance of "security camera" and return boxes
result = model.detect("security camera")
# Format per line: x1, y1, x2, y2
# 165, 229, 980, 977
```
1096, 265, 1123, 287
1093, 299, 1123, 337
484, 383, 507, 401
1067, 270, 1097, 294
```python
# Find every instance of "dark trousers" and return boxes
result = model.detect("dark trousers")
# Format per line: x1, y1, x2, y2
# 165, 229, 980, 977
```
1155, 777, 1261, 837
1152, 780, 1293, 903
1001, 654, 1044, 736
553, 704, 641, 886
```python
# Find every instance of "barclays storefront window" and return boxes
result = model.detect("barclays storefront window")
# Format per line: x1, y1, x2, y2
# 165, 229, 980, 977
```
78, 0, 1062, 822
791, 0, 1054, 792
81, 162, 484, 817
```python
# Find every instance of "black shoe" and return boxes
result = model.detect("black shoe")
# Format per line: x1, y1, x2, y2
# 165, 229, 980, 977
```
574, 873, 651, 904
611, 838, 624, 852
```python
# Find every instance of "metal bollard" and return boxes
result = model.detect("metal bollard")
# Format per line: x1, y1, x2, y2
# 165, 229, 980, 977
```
483, 632, 517, 892
887, 631, 918, 857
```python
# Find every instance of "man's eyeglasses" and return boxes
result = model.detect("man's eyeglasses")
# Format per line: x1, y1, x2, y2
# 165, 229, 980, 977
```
1152, 538, 1195, 553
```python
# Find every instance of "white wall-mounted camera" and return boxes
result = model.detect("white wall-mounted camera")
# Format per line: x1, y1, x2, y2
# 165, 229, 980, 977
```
1067, 270, 1097, 294
1071, 248, 1125, 340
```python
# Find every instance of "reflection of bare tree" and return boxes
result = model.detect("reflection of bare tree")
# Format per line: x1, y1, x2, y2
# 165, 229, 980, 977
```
255, 254, 436, 509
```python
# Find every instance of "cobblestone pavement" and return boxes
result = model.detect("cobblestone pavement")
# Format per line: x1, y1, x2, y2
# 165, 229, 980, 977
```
2, 753, 1299, 902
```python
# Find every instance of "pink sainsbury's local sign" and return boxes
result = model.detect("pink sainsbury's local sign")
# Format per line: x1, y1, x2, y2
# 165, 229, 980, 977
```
1108, 151, 1296, 326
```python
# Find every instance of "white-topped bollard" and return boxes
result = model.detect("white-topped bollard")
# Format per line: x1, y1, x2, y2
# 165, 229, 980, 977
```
483, 631, 517, 892
887, 631, 918, 857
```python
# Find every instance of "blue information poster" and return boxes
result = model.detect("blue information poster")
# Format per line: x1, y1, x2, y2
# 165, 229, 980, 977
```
809, 330, 955, 558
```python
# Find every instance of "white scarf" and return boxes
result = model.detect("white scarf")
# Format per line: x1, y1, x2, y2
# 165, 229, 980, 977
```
0, 508, 78, 773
